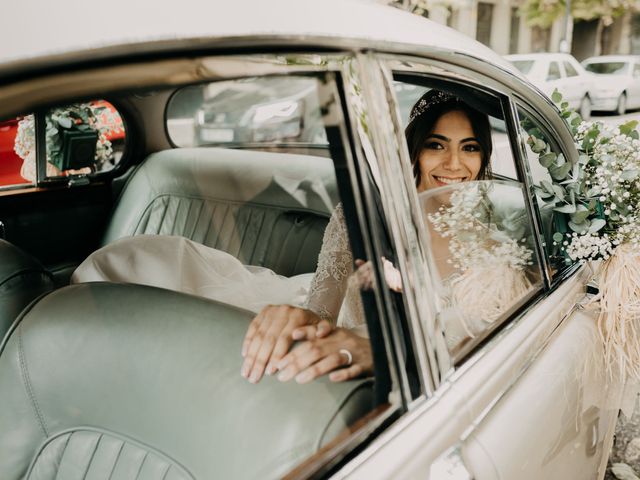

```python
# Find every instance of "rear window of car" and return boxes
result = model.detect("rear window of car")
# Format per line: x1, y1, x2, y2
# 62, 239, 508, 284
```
511, 60, 534, 75
584, 62, 629, 75
0, 100, 126, 188
167, 77, 329, 148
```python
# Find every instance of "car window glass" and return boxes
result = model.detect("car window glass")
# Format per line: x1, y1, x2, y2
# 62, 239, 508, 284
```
0, 116, 34, 188
516, 106, 572, 277
547, 62, 561, 81
511, 60, 534, 75
585, 62, 629, 75
564, 61, 578, 77
392, 80, 543, 359
167, 77, 328, 148
164, 72, 392, 473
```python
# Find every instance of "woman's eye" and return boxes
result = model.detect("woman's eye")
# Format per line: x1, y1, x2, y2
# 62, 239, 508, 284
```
424, 141, 443, 150
463, 143, 481, 152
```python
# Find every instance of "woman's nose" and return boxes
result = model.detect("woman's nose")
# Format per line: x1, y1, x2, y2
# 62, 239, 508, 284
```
442, 148, 462, 170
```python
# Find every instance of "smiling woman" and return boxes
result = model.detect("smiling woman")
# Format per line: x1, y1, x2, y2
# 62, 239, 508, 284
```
404, 90, 493, 192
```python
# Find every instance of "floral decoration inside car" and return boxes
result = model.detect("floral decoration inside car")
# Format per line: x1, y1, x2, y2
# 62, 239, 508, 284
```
525, 90, 640, 381
422, 181, 537, 347
14, 103, 116, 182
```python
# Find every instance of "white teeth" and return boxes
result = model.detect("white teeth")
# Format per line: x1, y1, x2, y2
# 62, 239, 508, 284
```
435, 176, 463, 184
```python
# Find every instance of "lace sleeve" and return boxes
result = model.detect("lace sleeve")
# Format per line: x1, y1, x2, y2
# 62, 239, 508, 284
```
305, 203, 353, 323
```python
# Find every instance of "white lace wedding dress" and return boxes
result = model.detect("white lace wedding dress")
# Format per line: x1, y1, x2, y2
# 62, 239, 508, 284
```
72, 204, 366, 331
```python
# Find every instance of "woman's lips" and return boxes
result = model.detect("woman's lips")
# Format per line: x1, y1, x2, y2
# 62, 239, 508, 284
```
433, 176, 465, 186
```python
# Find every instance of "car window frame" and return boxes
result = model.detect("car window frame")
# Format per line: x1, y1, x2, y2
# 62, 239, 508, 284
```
374, 53, 549, 375
547, 61, 562, 81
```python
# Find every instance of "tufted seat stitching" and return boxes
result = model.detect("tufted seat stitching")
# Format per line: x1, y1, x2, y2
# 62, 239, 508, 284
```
24, 428, 195, 480
18, 327, 48, 437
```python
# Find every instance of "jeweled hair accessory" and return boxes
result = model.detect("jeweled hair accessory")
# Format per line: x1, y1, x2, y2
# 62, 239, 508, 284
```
409, 90, 460, 124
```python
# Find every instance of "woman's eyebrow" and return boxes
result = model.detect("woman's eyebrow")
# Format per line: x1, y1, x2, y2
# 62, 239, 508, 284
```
460, 137, 479, 143
427, 133, 450, 142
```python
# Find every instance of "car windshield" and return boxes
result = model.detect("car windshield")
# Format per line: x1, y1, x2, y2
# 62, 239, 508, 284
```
584, 62, 630, 75
511, 60, 535, 75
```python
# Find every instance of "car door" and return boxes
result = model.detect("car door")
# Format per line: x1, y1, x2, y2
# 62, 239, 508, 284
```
334, 53, 620, 480
630, 63, 640, 109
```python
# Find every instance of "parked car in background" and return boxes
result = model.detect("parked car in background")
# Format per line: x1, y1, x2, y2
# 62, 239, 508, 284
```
505, 52, 595, 119
582, 55, 640, 115
0, 1, 622, 479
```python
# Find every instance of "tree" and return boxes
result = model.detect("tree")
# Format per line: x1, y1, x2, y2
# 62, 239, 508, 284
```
520, 0, 639, 29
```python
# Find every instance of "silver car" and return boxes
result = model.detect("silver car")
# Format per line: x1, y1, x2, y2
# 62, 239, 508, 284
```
582, 55, 640, 114
0, 1, 622, 479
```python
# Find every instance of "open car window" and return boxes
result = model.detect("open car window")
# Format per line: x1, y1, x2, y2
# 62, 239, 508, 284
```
389, 75, 544, 361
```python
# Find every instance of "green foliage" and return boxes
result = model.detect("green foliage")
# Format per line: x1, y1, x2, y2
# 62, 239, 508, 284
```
519, 0, 638, 29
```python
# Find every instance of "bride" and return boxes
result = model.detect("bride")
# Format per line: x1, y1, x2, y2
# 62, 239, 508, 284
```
72, 89, 495, 384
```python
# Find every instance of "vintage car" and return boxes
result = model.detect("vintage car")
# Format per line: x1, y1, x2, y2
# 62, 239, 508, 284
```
0, 1, 621, 479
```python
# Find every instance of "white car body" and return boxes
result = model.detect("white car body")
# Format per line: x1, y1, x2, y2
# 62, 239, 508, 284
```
0, 1, 622, 479
582, 55, 640, 114
506, 53, 596, 118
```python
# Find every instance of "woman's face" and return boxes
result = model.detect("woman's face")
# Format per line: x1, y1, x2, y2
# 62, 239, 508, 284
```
416, 109, 483, 193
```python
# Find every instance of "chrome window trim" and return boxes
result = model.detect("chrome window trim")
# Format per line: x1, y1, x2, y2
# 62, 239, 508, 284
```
337, 55, 410, 405
355, 52, 441, 398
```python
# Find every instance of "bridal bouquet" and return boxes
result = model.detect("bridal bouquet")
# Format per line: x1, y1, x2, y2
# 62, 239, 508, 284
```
526, 90, 640, 379
427, 182, 535, 332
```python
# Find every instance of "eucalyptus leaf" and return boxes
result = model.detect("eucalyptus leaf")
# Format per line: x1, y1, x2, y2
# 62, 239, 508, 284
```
569, 220, 589, 233
531, 138, 547, 154
552, 232, 564, 243
550, 162, 572, 180
551, 184, 566, 200
570, 206, 590, 224
554, 203, 577, 214
551, 90, 562, 103
539, 152, 557, 168
589, 218, 606, 233
621, 170, 640, 181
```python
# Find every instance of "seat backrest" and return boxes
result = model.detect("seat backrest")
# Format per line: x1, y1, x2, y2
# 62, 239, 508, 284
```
0, 283, 373, 480
0, 239, 53, 341
102, 148, 338, 276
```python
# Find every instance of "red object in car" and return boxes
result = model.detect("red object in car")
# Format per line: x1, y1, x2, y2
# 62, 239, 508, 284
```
0, 118, 27, 186
0, 101, 125, 187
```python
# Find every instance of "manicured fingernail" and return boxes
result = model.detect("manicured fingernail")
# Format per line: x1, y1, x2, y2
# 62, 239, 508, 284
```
292, 330, 304, 340
241, 364, 249, 378
278, 368, 294, 382
276, 359, 288, 371
241, 345, 247, 357
266, 364, 276, 375
317, 326, 328, 337
249, 371, 260, 384
295, 372, 312, 384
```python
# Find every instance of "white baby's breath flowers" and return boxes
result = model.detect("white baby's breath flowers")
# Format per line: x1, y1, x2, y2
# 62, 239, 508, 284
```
428, 183, 533, 273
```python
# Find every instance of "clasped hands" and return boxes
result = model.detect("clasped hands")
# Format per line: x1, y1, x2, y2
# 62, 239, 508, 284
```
240, 304, 372, 385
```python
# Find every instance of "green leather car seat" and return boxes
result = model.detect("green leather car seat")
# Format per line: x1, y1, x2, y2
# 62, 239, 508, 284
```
0, 283, 373, 479
0, 239, 53, 342
101, 148, 338, 276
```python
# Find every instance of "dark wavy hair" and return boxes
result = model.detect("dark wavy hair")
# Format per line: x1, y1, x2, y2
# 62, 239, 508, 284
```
404, 89, 493, 187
